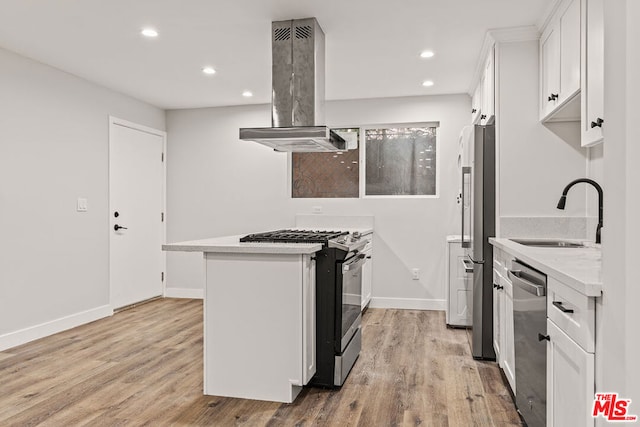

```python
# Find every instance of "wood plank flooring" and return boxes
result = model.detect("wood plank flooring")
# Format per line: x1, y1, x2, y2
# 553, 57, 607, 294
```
0, 299, 521, 426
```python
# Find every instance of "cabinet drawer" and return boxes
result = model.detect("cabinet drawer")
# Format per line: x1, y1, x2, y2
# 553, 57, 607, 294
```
547, 276, 595, 352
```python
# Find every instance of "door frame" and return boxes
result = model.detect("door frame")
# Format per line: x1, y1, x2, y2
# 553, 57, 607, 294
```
108, 116, 167, 309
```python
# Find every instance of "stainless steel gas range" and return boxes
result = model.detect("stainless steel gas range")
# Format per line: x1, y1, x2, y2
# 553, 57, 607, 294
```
240, 229, 367, 387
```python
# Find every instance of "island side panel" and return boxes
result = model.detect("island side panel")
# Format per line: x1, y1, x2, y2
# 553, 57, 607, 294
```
203, 252, 305, 403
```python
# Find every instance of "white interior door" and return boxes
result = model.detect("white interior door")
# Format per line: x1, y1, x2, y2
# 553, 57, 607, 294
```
109, 118, 165, 309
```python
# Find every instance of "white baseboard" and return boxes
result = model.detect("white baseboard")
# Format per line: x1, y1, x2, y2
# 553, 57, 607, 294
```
0, 304, 113, 352
369, 297, 446, 311
164, 287, 204, 299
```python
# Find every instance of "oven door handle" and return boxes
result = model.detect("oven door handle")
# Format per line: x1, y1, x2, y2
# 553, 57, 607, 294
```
343, 254, 366, 272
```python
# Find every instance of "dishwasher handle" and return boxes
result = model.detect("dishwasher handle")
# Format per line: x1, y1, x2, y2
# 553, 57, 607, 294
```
508, 269, 546, 297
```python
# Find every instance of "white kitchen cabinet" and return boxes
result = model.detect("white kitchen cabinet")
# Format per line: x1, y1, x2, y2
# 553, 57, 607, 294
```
492, 271, 502, 363
361, 239, 373, 311
492, 249, 516, 392
580, 0, 604, 146
546, 275, 596, 426
471, 82, 482, 124
481, 48, 495, 124
470, 46, 495, 125
540, 0, 581, 121
547, 319, 595, 427
501, 275, 516, 392
203, 252, 317, 402
445, 237, 472, 327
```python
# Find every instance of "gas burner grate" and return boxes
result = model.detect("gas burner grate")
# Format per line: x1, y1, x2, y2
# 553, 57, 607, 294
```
240, 229, 347, 244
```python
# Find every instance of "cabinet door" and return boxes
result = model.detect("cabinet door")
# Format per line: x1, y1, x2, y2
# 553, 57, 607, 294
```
541, 27, 561, 118
559, 0, 581, 102
447, 243, 472, 326
471, 83, 482, 124
547, 320, 595, 427
581, 0, 604, 146
482, 48, 495, 122
361, 248, 372, 311
492, 271, 502, 362
502, 277, 516, 393
302, 256, 316, 384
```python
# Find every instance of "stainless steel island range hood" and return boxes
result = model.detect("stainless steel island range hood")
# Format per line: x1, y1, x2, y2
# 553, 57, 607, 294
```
239, 18, 346, 152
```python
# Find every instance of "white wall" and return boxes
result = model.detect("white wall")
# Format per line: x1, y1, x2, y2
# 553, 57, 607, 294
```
166, 95, 470, 309
0, 47, 165, 348
496, 40, 588, 220
597, 0, 640, 407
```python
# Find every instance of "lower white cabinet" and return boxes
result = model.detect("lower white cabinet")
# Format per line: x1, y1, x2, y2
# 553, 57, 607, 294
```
501, 276, 516, 392
547, 319, 595, 427
446, 237, 472, 327
492, 249, 516, 392
361, 237, 373, 311
492, 271, 502, 362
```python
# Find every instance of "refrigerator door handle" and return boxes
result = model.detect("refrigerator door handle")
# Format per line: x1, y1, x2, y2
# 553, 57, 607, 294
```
461, 166, 472, 248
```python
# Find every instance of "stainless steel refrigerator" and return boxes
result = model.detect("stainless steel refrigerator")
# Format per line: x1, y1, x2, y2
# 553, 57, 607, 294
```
460, 116, 496, 360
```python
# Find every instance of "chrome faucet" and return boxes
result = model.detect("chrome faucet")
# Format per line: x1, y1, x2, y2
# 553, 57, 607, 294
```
556, 178, 603, 244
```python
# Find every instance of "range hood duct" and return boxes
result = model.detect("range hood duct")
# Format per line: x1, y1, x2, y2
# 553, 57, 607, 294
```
239, 18, 345, 152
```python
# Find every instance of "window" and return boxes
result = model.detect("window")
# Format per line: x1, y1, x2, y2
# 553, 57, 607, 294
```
364, 124, 438, 196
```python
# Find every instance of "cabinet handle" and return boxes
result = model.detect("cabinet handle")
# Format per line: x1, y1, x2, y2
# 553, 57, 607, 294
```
493, 283, 503, 290
538, 333, 550, 342
471, 108, 477, 113
480, 114, 487, 120
590, 118, 604, 128
552, 301, 574, 313
548, 93, 559, 101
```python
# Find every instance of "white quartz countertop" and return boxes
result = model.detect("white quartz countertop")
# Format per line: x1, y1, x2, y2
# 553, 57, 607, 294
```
162, 235, 322, 254
489, 238, 602, 297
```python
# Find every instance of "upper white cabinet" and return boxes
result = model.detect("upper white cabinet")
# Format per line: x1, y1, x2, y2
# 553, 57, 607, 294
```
471, 83, 482, 124
481, 49, 495, 124
470, 46, 495, 125
581, 0, 604, 146
540, 0, 581, 121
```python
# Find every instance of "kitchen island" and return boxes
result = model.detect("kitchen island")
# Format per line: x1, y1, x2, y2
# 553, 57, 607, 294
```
163, 235, 320, 403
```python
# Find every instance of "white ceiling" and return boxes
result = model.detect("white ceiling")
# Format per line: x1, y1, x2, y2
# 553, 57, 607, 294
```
0, 0, 553, 110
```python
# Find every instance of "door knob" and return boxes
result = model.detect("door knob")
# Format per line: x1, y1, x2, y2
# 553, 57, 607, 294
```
114, 224, 128, 231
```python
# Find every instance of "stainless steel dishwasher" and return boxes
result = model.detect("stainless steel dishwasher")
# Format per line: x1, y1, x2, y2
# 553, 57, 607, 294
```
508, 259, 547, 427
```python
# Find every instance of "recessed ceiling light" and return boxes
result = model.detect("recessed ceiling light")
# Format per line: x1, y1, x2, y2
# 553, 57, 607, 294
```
242, 91, 253, 97
422, 80, 434, 87
141, 28, 158, 38
202, 67, 216, 75
420, 50, 435, 59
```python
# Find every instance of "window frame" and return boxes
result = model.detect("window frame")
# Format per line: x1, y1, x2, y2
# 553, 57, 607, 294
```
360, 122, 440, 199
287, 121, 440, 199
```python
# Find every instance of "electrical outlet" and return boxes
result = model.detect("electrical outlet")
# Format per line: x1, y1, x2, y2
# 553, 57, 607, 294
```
77, 197, 88, 212
412, 268, 420, 280
312, 206, 323, 214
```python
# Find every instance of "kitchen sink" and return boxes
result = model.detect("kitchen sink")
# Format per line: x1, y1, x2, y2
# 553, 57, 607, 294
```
509, 239, 586, 248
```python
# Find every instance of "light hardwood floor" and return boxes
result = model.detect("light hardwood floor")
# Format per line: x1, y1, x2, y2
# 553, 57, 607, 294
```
0, 299, 521, 426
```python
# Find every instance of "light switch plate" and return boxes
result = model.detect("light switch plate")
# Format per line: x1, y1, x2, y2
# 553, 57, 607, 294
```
77, 198, 88, 212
